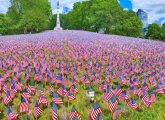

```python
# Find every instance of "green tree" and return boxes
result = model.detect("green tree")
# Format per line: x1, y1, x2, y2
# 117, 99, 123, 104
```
161, 23, 165, 41
6, 0, 52, 34
63, 0, 143, 37
162, 22, 165, 31
146, 23, 162, 39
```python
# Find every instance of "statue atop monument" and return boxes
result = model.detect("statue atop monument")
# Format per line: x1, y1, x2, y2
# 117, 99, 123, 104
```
54, 1, 63, 30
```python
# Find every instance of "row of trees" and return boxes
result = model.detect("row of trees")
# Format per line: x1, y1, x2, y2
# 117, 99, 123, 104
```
0, 0, 53, 35
0, 0, 164, 41
61, 0, 143, 37
146, 23, 165, 41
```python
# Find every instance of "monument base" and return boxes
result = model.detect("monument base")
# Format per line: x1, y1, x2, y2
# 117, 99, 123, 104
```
54, 27, 63, 30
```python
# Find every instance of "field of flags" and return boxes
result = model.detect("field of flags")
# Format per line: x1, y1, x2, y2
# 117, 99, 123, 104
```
0, 30, 165, 120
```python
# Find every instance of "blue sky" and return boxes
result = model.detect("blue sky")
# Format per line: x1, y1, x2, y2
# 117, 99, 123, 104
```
119, 0, 132, 10
0, 0, 165, 24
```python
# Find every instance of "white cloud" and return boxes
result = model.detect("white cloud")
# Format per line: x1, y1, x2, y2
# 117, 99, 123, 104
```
131, 0, 165, 24
0, 0, 10, 13
50, 0, 84, 14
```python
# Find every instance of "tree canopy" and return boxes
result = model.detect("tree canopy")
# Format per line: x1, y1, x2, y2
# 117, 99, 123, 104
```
61, 0, 143, 37
1, 0, 53, 35
146, 23, 165, 41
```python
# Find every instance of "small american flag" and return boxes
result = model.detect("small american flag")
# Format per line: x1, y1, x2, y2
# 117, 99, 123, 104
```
10, 83, 17, 98
16, 79, 23, 91
27, 82, 36, 95
68, 91, 76, 101
69, 106, 81, 120
51, 102, 58, 120
70, 84, 79, 94
114, 84, 122, 96
52, 92, 64, 104
156, 84, 164, 94
3, 91, 12, 105
33, 101, 43, 118
127, 98, 138, 110
102, 85, 114, 101
22, 88, 31, 100
19, 96, 29, 113
137, 88, 143, 97
142, 82, 149, 91
38, 95, 48, 106
57, 85, 67, 97
99, 81, 107, 91
141, 91, 151, 107
160, 80, 165, 90
39, 85, 45, 96
3, 82, 7, 93
118, 90, 128, 101
129, 86, 136, 95
90, 101, 102, 120
7, 107, 19, 120
49, 85, 54, 93
150, 89, 156, 103
108, 95, 118, 112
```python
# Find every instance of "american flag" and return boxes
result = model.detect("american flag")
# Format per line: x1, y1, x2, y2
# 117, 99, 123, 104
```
69, 106, 81, 120
52, 92, 64, 104
114, 84, 122, 96
49, 85, 54, 93
16, 79, 23, 91
38, 95, 48, 106
112, 108, 122, 120
127, 98, 138, 110
27, 82, 36, 95
119, 72, 126, 85
84, 77, 90, 86
7, 107, 19, 120
3, 82, 7, 93
71, 78, 77, 85
68, 91, 76, 101
19, 96, 29, 113
118, 90, 128, 101
90, 101, 102, 120
108, 95, 118, 112
99, 81, 107, 91
70, 84, 79, 94
137, 88, 144, 97
150, 89, 156, 103
3, 91, 12, 105
39, 85, 45, 96
129, 86, 136, 95
10, 83, 17, 98
141, 91, 151, 107
51, 102, 58, 120
22, 88, 31, 100
156, 84, 164, 94
33, 101, 43, 118
102, 85, 114, 101
160, 80, 165, 90
142, 82, 149, 91
57, 85, 67, 97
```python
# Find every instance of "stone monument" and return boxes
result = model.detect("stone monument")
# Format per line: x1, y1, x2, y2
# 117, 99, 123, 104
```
54, 1, 63, 30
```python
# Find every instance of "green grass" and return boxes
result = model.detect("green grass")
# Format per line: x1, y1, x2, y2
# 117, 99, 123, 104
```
1, 79, 165, 120
0, 50, 164, 120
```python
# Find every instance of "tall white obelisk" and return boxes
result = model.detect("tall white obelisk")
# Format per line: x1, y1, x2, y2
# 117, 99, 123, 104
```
54, 1, 63, 30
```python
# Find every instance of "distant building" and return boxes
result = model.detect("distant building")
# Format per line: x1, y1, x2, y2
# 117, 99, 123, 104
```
136, 9, 148, 33
62, 7, 71, 14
